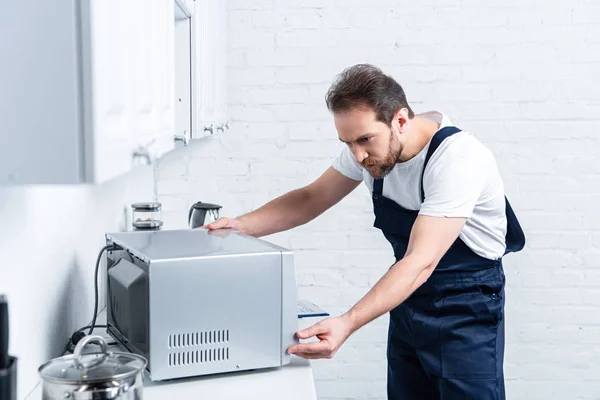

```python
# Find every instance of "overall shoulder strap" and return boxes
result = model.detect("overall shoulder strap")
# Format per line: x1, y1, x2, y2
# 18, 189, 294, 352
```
420, 126, 462, 202
373, 178, 383, 196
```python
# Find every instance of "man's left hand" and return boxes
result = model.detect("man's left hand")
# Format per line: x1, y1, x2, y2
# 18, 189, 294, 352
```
287, 315, 354, 359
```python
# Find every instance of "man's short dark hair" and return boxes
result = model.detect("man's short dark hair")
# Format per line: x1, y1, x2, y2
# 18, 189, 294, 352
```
325, 64, 414, 125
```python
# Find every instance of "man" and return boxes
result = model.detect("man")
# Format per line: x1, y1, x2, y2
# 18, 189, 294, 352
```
205, 64, 525, 399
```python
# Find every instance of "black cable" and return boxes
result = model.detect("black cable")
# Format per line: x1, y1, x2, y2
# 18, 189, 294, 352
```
124, 250, 135, 263
89, 244, 116, 336
64, 325, 113, 354
78, 324, 108, 333
63, 244, 128, 354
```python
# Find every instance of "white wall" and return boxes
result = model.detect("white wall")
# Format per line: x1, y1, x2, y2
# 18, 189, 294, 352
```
0, 166, 155, 399
156, 1, 600, 399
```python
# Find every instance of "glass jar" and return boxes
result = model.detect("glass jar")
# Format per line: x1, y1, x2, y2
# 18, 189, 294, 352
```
131, 202, 163, 231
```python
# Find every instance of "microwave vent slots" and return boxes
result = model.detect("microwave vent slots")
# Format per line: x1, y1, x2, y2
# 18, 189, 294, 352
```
168, 330, 230, 349
168, 348, 230, 367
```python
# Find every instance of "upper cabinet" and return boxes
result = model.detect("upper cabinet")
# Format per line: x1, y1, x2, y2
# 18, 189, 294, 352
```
174, 0, 228, 146
86, 0, 176, 183
0, 0, 227, 185
192, 0, 229, 138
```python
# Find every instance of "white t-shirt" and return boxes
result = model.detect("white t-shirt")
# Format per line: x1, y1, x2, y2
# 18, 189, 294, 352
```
332, 110, 507, 260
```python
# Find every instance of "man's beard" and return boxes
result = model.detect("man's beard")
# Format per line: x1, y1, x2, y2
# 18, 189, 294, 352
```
362, 130, 402, 179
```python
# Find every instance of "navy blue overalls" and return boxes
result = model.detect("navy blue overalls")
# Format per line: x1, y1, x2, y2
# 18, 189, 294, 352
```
372, 126, 525, 399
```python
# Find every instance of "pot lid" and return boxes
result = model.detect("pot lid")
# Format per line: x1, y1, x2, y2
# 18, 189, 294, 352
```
38, 336, 146, 384
192, 201, 222, 210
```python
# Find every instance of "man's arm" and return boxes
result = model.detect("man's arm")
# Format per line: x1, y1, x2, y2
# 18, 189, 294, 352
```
207, 167, 361, 237
342, 137, 490, 334
287, 214, 466, 358
343, 214, 466, 331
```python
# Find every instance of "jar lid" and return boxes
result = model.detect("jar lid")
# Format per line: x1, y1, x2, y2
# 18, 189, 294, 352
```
131, 202, 161, 211
38, 336, 147, 384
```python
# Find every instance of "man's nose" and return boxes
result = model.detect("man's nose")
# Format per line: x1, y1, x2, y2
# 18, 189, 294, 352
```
351, 146, 368, 164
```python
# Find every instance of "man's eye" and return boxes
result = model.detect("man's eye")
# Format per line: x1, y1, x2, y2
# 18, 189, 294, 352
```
359, 137, 371, 142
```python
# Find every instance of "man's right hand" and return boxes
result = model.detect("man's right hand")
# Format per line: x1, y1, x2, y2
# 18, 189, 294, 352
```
201, 217, 248, 234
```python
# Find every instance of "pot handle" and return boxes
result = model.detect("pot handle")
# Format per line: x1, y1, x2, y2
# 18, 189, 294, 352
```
73, 335, 109, 370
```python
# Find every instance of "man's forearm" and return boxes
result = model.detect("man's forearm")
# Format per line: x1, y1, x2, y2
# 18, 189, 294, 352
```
237, 188, 322, 237
343, 254, 435, 333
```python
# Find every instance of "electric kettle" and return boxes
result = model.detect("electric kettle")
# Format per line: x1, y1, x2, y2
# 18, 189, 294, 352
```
188, 201, 222, 229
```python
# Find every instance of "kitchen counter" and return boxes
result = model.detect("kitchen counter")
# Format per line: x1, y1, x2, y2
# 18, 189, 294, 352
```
26, 310, 320, 400
139, 355, 316, 399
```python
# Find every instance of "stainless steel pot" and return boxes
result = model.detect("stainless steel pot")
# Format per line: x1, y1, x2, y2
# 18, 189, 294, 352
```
38, 335, 147, 400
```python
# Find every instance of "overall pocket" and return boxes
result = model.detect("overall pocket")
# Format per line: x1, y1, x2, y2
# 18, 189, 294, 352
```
477, 276, 505, 325
439, 287, 503, 379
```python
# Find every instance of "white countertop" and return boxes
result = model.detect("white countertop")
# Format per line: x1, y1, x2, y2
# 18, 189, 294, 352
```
26, 310, 319, 400
139, 355, 316, 400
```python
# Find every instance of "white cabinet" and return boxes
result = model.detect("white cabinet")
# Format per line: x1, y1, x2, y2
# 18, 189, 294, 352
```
0, 0, 227, 184
189, 0, 229, 140
0, 0, 176, 185
192, 0, 228, 138
172, 0, 229, 146
174, 0, 194, 147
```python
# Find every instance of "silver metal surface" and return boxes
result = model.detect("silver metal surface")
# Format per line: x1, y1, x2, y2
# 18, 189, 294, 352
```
207, 209, 220, 223
150, 249, 282, 380
107, 229, 290, 263
73, 336, 108, 370
203, 124, 215, 135
131, 147, 152, 166
131, 203, 161, 211
173, 132, 189, 146
132, 220, 163, 230
39, 335, 146, 400
216, 121, 230, 133
105, 228, 298, 381
280, 251, 299, 364
41, 375, 143, 400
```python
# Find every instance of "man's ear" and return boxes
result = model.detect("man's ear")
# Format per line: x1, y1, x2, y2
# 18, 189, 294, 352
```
394, 108, 410, 133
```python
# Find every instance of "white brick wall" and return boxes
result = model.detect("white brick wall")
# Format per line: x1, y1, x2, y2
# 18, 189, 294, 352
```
156, 1, 600, 398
